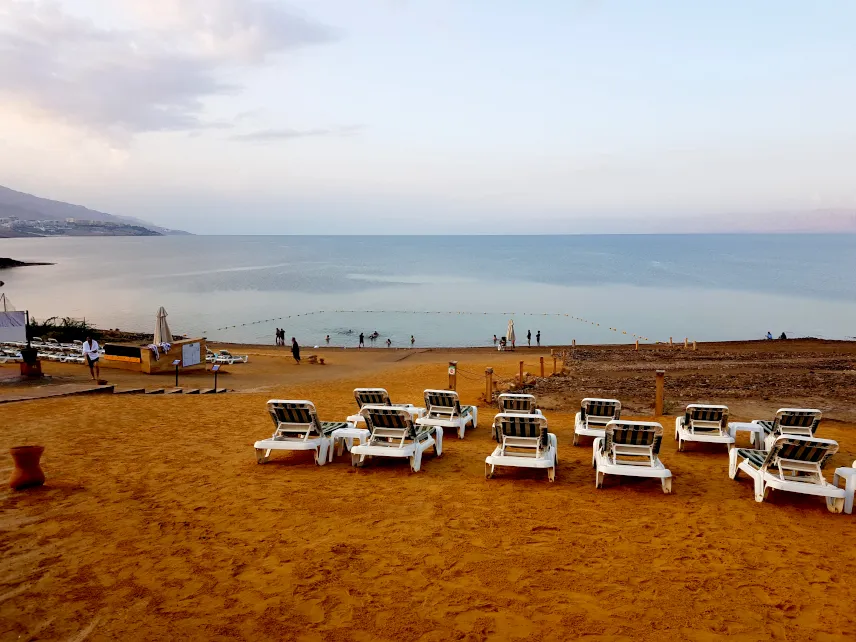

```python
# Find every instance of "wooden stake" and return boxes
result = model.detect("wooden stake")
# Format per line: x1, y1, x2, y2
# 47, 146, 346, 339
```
669, 337, 673, 347
448, 361, 457, 391
552, 355, 557, 374
693, 341, 697, 351
635, 339, 639, 351
485, 367, 493, 401
519, 361, 524, 386
684, 337, 688, 348
655, 369, 665, 416
539, 356, 544, 377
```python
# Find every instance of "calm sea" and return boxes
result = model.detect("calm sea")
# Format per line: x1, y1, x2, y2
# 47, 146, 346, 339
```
1, 235, 854, 347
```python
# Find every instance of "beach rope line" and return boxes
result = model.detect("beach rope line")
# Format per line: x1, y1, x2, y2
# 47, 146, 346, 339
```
202, 310, 652, 342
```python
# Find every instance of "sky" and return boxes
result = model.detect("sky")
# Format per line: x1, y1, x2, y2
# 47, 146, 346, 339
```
0, 0, 855, 234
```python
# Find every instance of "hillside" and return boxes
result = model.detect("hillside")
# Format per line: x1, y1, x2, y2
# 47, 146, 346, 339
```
0, 185, 188, 236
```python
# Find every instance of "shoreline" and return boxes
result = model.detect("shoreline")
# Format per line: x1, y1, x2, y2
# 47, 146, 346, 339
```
0, 256, 55, 268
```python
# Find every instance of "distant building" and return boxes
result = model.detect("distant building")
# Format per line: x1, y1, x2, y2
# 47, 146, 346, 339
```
65, 217, 75, 223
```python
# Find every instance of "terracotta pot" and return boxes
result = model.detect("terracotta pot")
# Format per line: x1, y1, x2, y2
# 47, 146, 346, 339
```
9, 445, 46, 490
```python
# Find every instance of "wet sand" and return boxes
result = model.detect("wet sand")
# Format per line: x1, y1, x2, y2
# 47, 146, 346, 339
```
2, 341, 855, 640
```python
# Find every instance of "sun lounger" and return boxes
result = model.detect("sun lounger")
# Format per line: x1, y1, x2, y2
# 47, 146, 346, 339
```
215, 349, 249, 365
349, 406, 441, 472
253, 400, 348, 465
674, 404, 734, 452
346, 388, 422, 427
593, 420, 672, 493
416, 389, 477, 439
729, 435, 846, 512
497, 393, 542, 415
485, 413, 557, 481
573, 398, 621, 445
752, 408, 822, 450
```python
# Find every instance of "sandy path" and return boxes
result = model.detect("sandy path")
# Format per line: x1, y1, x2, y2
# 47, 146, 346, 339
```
1, 348, 856, 640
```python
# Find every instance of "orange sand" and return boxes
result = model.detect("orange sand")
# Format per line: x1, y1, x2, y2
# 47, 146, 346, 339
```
2, 348, 856, 640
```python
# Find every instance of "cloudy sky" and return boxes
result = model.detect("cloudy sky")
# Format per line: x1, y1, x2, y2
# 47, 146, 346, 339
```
1, 0, 855, 234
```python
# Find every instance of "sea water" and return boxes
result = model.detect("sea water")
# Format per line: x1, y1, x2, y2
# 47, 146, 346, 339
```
2, 234, 854, 347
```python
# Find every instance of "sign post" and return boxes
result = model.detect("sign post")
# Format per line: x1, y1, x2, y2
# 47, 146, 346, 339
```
212, 364, 220, 391
448, 361, 457, 391
172, 359, 181, 387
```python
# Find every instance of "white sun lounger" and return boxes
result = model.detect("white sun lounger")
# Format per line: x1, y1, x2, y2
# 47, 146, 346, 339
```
416, 389, 477, 439
485, 413, 557, 481
350, 406, 441, 472
751, 408, 822, 450
593, 420, 672, 493
573, 398, 621, 445
497, 393, 542, 415
729, 435, 845, 512
674, 404, 734, 452
345, 388, 422, 427
253, 400, 348, 466
215, 349, 249, 365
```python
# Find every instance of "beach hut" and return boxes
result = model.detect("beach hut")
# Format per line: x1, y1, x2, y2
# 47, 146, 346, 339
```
507, 319, 515, 348
154, 306, 173, 345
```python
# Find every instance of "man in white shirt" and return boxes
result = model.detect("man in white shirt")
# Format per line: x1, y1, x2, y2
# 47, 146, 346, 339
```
82, 335, 100, 381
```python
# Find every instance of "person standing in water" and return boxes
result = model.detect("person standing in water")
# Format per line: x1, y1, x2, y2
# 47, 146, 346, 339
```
536, 330, 541, 347
291, 337, 301, 364
493, 334, 498, 345
325, 334, 330, 345
411, 335, 415, 347
359, 332, 365, 348
386, 338, 392, 348
527, 330, 531, 347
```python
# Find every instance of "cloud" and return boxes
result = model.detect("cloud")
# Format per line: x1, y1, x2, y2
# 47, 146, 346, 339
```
0, 0, 337, 140
230, 125, 365, 143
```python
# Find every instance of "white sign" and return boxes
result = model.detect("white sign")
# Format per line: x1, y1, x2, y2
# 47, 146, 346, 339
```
448, 365, 456, 375
182, 342, 201, 367
0, 311, 26, 343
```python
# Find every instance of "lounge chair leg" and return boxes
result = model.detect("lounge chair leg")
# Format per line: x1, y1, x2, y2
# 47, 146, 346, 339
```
573, 432, 579, 446
411, 449, 422, 473
661, 477, 672, 494
753, 477, 766, 503
485, 463, 493, 479
729, 449, 739, 480
351, 452, 364, 467
548, 466, 555, 482
595, 471, 604, 489
255, 448, 270, 464
677, 438, 684, 452
827, 497, 845, 514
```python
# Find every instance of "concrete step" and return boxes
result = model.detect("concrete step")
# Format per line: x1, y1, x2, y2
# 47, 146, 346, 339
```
114, 388, 146, 395
199, 388, 216, 395
145, 389, 165, 395
184, 389, 200, 395
164, 388, 184, 395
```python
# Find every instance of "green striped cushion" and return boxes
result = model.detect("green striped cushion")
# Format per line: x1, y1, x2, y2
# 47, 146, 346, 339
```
582, 400, 620, 421
497, 416, 547, 446
500, 397, 534, 413
320, 421, 349, 435
737, 448, 768, 469
271, 403, 313, 426
605, 424, 663, 455
355, 389, 390, 408
685, 406, 726, 429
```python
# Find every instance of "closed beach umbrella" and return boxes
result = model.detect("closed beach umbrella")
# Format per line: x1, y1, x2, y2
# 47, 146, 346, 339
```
154, 306, 173, 344
507, 319, 515, 345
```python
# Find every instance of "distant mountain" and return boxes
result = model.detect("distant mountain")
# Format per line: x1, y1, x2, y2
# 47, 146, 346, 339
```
0, 185, 189, 235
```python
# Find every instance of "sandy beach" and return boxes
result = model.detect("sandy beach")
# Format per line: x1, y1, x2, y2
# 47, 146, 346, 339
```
2, 340, 855, 640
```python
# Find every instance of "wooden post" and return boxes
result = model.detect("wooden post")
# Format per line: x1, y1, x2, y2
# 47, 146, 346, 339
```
692, 341, 697, 351
572, 339, 576, 348
655, 369, 665, 416
635, 339, 639, 351
684, 337, 688, 348
669, 337, 673, 347
519, 360, 524, 386
485, 367, 493, 401
539, 356, 544, 377
448, 361, 457, 391
552, 355, 557, 374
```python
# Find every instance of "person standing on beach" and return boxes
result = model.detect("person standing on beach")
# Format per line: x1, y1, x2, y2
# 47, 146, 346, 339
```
82, 335, 100, 381
291, 337, 301, 364
359, 332, 364, 348
536, 330, 541, 347
527, 330, 531, 347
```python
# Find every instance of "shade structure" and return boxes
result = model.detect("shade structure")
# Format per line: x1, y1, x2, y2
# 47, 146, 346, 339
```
506, 319, 515, 345
154, 306, 173, 344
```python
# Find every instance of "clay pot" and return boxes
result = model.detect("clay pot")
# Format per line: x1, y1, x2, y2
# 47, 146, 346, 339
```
9, 445, 46, 490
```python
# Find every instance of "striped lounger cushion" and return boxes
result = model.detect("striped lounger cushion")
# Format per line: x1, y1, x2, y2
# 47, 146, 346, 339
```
607, 425, 663, 455
497, 416, 547, 446
686, 407, 726, 430
758, 412, 820, 435
583, 401, 620, 421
